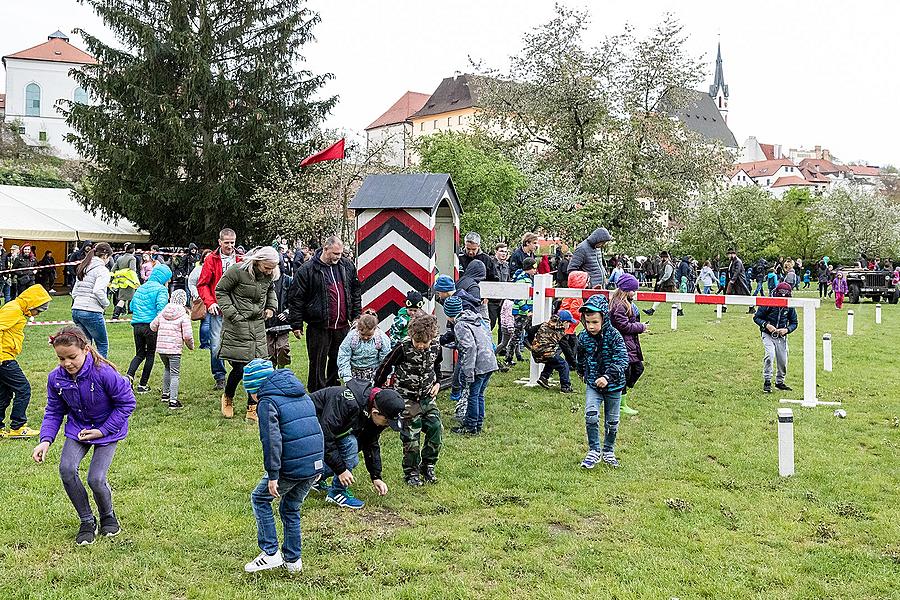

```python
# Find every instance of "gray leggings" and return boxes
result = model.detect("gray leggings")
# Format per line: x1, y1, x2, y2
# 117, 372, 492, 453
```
160, 354, 182, 401
59, 438, 118, 522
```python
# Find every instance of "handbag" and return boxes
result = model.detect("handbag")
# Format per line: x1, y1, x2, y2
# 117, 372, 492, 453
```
190, 297, 207, 321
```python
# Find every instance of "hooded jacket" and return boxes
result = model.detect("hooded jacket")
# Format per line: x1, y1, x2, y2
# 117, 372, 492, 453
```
560, 270, 588, 335
215, 263, 278, 363
337, 326, 391, 380
676, 257, 696, 292
288, 250, 361, 331
575, 295, 629, 392
511, 269, 534, 315
831, 276, 848, 295
567, 228, 612, 288
309, 378, 390, 480
453, 309, 499, 383
41, 352, 136, 446
753, 305, 798, 335
0, 285, 51, 361
608, 299, 646, 362
150, 301, 194, 354
456, 259, 486, 299
71, 257, 112, 313
130, 264, 173, 324
255, 369, 324, 480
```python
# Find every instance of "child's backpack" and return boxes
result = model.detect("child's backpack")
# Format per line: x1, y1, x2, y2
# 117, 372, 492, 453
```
529, 318, 566, 363
349, 329, 384, 351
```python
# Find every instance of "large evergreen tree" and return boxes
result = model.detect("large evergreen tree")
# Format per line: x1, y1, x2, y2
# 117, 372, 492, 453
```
66, 0, 335, 243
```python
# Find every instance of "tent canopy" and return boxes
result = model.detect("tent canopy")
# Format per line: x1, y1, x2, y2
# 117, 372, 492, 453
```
0, 185, 149, 243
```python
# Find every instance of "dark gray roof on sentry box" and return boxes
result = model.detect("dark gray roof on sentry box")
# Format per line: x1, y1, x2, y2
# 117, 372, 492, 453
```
661, 87, 738, 148
349, 173, 462, 215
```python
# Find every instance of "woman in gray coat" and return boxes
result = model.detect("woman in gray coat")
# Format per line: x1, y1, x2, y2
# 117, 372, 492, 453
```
215, 246, 279, 421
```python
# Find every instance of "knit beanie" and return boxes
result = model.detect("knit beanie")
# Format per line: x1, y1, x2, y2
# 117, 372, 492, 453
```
242, 359, 275, 395
170, 289, 187, 306
616, 273, 639, 292
443, 295, 464, 318
405, 290, 425, 308
433, 274, 456, 293
773, 282, 793, 297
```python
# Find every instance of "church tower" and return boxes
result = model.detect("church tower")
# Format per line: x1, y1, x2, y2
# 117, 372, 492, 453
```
709, 41, 729, 123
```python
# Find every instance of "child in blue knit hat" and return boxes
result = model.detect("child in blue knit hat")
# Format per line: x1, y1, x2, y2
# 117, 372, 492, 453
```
243, 358, 324, 575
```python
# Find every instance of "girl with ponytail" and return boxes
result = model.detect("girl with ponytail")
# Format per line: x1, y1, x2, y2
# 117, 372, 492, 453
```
71, 242, 113, 357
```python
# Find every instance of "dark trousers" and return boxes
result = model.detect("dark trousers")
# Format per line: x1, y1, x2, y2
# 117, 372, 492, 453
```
560, 334, 577, 369
488, 300, 502, 331
0, 360, 31, 429
622, 361, 645, 394
127, 323, 158, 386
224, 360, 253, 403
818, 281, 828, 298
305, 325, 348, 392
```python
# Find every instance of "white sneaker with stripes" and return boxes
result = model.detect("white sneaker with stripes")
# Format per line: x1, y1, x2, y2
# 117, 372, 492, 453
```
244, 550, 283, 573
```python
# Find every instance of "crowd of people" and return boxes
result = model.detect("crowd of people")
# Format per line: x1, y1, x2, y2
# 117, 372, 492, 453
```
0, 224, 897, 573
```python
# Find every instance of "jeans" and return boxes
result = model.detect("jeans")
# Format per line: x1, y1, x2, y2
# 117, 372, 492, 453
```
319, 434, 359, 492
199, 313, 211, 350
71, 309, 109, 358
127, 323, 157, 386
754, 281, 765, 296
585, 385, 622, 453
1, 281, 10, 304
450, 362, 468, 422
818, 281, 828, 298
208, 314, 226, 382
761, 333, 788, 384
540, 353, 571, 387
464, 372, 492, 431
305, 325, 349, 392
0, 360, 31, 429
160, 354, 182, 401
703, 285, 712, 295
250, 474, 317, 563
59, 438, 118, 522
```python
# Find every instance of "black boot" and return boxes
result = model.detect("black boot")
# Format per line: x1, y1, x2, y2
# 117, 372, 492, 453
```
420, 464, 437, 484
405, 471, 424, 487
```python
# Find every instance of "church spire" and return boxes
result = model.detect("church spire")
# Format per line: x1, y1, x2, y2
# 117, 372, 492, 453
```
709, 41, 728, 99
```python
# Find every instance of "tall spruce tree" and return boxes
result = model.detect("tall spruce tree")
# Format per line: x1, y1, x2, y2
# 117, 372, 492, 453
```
66, 0, 335, 243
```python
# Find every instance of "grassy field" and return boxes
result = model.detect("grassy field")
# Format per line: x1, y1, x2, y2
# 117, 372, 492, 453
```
1, 291, 898, 599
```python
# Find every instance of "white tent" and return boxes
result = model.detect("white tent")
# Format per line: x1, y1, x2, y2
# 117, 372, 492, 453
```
0, 184, 149, 242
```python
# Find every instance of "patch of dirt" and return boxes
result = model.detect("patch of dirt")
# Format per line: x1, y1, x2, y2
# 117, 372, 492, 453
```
548, 521, 573, 534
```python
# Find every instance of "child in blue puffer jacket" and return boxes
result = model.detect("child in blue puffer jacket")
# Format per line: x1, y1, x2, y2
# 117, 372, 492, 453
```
575, 295, 629, 469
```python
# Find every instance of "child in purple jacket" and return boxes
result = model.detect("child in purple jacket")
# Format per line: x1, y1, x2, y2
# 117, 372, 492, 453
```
608, 274, 647, 417
33, 326, 136, 546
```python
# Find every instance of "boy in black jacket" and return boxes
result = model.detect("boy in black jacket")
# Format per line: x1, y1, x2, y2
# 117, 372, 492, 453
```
752, 283, 798, 393
308, 378, 405, 509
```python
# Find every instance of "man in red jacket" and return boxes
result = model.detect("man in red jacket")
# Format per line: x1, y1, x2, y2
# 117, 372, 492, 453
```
196, 228, 240, 389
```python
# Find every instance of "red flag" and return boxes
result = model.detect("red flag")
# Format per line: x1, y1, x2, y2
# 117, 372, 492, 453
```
300, 138, 345, 167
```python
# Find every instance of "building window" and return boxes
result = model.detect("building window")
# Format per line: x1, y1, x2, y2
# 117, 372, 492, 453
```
419, 122, 423, 131
73, 87, 89, 104
38, 131, 48, 142
447, 117, 451, 126
458, 115, 463, 125
18, 126, 26, 135
433, 120, 437, 129
25, 83, 41, 116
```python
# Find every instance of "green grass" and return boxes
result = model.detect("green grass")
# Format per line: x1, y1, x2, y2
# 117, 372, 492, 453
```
1, 292, 898, 599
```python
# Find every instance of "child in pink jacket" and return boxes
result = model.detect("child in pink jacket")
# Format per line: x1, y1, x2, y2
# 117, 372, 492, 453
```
150, 289, 194, 409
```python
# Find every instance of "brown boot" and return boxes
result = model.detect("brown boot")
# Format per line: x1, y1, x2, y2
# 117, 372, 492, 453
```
220, 394, 234, 419
245, 404, 258, 423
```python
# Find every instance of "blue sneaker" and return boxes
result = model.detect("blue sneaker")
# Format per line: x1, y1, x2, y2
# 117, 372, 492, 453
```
601, 452, 620, 468
580, 450, 601, 469
326, 489, 365, 509
312, 479, 330, 494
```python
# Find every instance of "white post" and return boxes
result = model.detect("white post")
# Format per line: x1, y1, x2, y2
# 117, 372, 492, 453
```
715, 304, 722, 319
526, 274, 553, 386
671, 305, 678, 330
801, 304, 817, 407
822, 333, 832, 372
876, 304, 882, 325
847, 310, 854, 336
777, 408, 795, 477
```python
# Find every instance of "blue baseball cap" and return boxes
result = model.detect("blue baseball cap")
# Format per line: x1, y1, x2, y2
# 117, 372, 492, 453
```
557, 309, 577, 324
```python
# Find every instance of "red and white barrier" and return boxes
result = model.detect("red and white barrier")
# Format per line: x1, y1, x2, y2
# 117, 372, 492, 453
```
26, 318, 132, 327
481, 274, 830, 407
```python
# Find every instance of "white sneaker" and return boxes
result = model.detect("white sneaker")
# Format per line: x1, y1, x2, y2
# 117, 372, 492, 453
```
284, 558, 302, 573
244, 550, 283, 573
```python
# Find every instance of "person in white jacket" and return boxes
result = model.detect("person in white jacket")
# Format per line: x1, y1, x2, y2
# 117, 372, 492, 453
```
698, 260, 717, 295
70, 242, 113, 357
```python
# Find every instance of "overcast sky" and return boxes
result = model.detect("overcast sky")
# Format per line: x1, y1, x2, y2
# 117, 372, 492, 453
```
3, 1, 899, 165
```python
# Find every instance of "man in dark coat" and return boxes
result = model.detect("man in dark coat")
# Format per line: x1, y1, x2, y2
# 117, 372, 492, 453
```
457, 232, 499, 282
509, 232, 539, 274
288, 236, 361, 392
725, 248, 754, 314
567, 227, 613, 288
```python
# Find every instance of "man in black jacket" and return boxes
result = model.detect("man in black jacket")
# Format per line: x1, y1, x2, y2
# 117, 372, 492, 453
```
308, 378, 405, 509
288, 236, 362, 392
457, 232, 499, 282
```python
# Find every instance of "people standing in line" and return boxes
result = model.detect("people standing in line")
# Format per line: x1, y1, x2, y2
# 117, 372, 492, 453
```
608, 274, 647, 417
197, 228, 239, 390
70, 242, 113, 358
575, 295, 629, 469
753, 283, 797, 394
111, 243, 139, 319
34, 326, 136, 545
0, 284, 51, 438
216, 246, 279, 422
13, 244, 38, 295
127, 263, 172, 393
567, 227, 613, 289
832, 271, 848, 309
149, 288, 194, 410
288, 236, 362, 393
509, 232, 539, 274
724, 248, 754, 314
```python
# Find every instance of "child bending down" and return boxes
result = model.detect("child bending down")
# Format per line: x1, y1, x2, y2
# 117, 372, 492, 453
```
33, 326, 136, 545
337, 310, 391, 382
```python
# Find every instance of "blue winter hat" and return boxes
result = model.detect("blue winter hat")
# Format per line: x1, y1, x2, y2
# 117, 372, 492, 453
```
433, 274, 456, 292
557, 309, 577, 324
243, 359, 275, 395
443, 295, 464, 318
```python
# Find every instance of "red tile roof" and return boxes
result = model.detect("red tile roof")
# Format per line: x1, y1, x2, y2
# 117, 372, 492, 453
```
771, 176, 816, 188
734, 159, 795, 178
849, 165, 880, 177
2, 37, 96, 65
759, 143, 776, 160
800, 167, 831, 183
798, 158, 840, 175
366, 91, 431, 130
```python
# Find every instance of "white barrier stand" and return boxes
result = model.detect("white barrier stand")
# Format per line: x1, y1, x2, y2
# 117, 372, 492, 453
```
823, 334, 833, 372
876, 304, 882, 325
671, 305, 678, 330
780, 302, 840, 408
715, 304, 722, 320
847, 310, 854, 336
777, 408, 795, 477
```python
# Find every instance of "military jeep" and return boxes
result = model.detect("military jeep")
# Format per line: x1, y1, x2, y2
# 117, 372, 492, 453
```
844, 269, 899, 304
